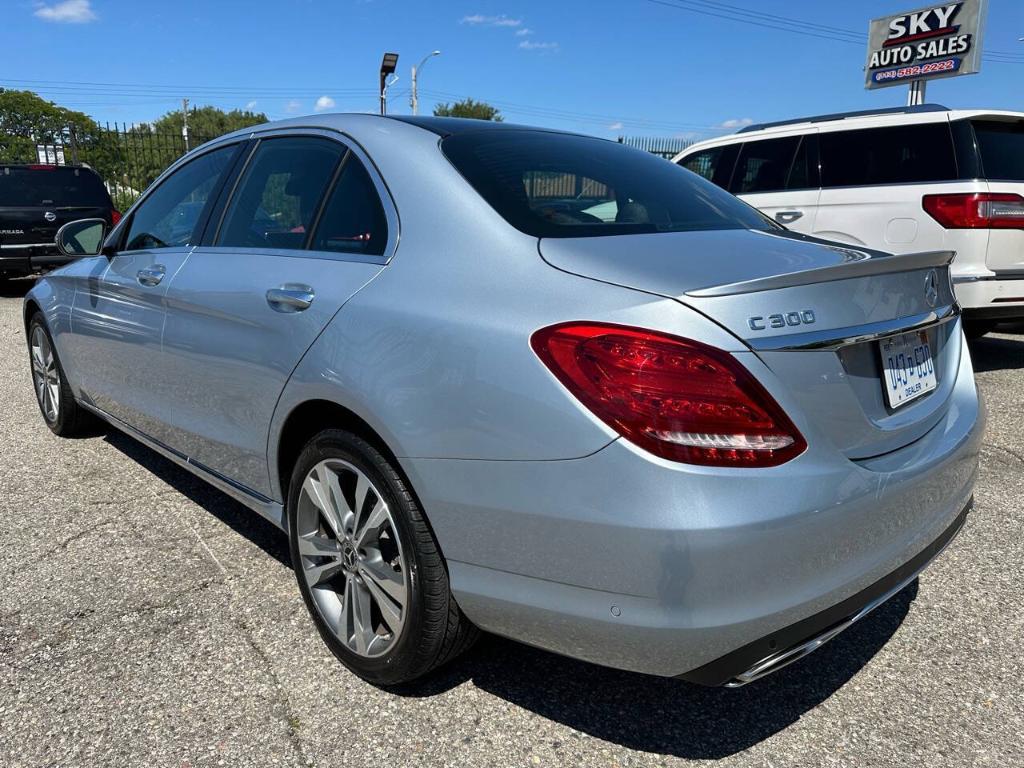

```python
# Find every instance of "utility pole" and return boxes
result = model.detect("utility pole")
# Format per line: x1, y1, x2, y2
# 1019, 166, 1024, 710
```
410, 50, 441, 116
182, 98, 190, 151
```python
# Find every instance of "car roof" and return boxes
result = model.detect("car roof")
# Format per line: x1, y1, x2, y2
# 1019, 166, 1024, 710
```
676, 105, 1024, 159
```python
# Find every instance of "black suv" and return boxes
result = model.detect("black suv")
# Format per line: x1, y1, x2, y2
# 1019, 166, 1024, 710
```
0, 164, 119, 282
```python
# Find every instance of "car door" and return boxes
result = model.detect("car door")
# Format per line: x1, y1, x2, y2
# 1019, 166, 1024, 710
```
70, 143, 242, 435
731, 133, 820, 235
158, 131, 393, 498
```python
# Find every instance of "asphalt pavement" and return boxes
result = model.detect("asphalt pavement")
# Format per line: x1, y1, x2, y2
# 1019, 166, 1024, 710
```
1, 275, 1021, 767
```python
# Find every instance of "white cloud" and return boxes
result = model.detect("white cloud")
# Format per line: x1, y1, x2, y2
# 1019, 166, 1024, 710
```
285, 99, 302, 114
719, 117, 753, 129
245, 100, 258, 111
607, 122, 624, 131
519, 40, 558, 51
314, 96, 336, 113
515, 27, 533, 36
34, 0, 97, 23
461, 14, 522, 27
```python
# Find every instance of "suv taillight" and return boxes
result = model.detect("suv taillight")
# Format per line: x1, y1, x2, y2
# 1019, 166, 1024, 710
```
923, 193, 1024, 230
531, 322, 806, 467
111, 209, 122, 226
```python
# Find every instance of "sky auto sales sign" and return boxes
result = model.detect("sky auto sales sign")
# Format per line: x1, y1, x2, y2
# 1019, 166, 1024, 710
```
865, 0, 987, 89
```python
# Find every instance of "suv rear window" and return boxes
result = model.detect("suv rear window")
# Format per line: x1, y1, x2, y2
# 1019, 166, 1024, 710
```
820, 124, 957, 188
972, 120, 1024, 181
0, 165, 111, 207
442, 130, 774, 238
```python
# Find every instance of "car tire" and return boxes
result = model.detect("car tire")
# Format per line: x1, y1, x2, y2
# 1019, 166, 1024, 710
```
963, 319, 996, 340
287, 429, 478, 685
27, 313, 98, 437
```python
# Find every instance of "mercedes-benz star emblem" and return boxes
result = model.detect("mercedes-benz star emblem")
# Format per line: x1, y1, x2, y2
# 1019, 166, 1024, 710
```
924, 269, 939, 308
44, 211, 57, 222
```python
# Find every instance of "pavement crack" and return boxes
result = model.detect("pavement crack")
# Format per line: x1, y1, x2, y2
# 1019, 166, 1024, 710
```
982, 442, 1024, 468
19, 516, 118, 571
234, 616, 312, 768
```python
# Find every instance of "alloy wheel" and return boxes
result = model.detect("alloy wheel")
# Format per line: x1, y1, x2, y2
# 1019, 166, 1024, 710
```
295, 459, 409, 658
30, 326, 60, 422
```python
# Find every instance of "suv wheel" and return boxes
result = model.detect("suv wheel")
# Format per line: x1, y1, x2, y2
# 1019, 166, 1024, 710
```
287, 429, 478, 685
27, 313, 97, 437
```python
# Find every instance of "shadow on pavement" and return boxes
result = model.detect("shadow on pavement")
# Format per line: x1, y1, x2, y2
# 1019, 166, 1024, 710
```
396, 583, 917, 759
97, 402, 916, 759
968, 326, 1024, 373
103, 429, 291, 568
0, 276, 35, 299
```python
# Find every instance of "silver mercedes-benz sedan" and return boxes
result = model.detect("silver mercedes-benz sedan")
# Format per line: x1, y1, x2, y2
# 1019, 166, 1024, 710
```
24, 114, 983, 687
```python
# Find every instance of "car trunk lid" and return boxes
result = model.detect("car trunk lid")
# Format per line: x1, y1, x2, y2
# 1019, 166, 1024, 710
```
540, 229, 960, 459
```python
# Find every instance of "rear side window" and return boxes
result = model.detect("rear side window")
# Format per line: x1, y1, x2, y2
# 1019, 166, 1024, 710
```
820, 124, 957, 188
972, 120, 1024, 181
679, 145, 738, 190
310, 155, 388, 256
123, 144, 238, 251
218, 137, 344, 250
0, 166, 111, 207
443, 130, 773, 238
730, 137, 800, 194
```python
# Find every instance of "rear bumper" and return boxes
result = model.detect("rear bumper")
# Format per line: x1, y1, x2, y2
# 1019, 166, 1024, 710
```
0, 244, 69, 275
401, 338, 984, 681
953, 275, 1024, 320
680, 499, 969, 686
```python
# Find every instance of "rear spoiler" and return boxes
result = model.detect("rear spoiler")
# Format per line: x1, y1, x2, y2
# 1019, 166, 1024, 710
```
686, 250, 955, 298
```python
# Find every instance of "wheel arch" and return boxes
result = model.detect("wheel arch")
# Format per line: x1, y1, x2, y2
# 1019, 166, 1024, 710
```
273, 398, 406, 509
23, 298, 43, 334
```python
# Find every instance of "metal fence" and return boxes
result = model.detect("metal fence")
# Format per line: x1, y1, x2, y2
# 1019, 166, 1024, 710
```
617, 135, 695, 159
0, 123, 215, 211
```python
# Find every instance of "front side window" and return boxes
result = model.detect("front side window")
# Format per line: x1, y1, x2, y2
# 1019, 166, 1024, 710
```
310, 155, 388, 256
217, 137, 344, 250
971, 120, 1024, 181
443, 130, 773, 238
730, 137, 801, 194
819, 124, 957, 188
123, 145, 238, 251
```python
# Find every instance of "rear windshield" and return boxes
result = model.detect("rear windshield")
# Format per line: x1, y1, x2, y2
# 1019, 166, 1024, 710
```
0, 166, 112, 207
441, 130, 775, 238
973, 121, 1024, 181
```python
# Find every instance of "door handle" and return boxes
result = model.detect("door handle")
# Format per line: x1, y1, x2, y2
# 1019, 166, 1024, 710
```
136, 265, 166, 287
266, 284, 315, 313
775, 211, 804, 225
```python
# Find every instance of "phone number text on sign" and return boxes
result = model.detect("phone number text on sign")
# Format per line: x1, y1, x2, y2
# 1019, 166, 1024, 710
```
873, 57, 961, 85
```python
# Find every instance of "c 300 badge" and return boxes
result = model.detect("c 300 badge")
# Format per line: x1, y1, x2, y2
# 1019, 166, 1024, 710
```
748, 310, 816, 332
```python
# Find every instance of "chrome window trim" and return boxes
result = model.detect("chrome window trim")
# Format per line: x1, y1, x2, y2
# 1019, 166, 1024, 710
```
222, 125, 400, 264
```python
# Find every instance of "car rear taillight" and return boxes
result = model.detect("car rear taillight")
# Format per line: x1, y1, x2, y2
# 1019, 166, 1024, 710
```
923, 193, 1024, 230
531, 322, 806, 467
111, 209, 122, 226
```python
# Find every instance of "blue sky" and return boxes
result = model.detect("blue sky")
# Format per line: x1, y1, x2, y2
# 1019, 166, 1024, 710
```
6, 0, 1024, 139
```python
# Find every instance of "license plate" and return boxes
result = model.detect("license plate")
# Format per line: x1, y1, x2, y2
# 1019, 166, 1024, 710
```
879, 330, 936, 409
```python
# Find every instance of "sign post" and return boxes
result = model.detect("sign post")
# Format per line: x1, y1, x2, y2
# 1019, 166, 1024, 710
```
865, 1, 988, 104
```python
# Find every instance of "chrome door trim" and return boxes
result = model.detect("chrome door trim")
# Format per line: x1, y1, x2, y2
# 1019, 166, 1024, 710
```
78, 399, 286, 530
747, 304, 958, 351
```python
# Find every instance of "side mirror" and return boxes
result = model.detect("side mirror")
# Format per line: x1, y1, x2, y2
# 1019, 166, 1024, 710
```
55, 218, 107, 258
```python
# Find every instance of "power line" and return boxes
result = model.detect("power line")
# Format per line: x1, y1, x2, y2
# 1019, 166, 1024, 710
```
642, 0, 1024, 62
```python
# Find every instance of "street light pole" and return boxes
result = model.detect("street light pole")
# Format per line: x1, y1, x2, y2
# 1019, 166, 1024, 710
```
410, 50, 441, 116
379, 52, 399, 116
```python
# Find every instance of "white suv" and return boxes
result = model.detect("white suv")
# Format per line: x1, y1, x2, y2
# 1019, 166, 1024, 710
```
674, 105, 1024, 336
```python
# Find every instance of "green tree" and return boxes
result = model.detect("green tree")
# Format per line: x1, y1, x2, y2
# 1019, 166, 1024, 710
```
147, 105, 268, 140
433, 98, 503, 121
0, 89, 100, 163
